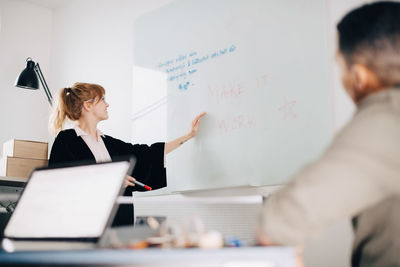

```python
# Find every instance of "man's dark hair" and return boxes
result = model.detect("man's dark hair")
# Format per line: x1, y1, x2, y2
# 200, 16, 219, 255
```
337, 1, 400, 85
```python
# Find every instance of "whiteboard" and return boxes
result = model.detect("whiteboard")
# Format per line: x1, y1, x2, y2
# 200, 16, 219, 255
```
133, 0, 332, 192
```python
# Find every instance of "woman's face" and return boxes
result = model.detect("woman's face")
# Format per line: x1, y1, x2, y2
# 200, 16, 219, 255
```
90, 95, 109, 121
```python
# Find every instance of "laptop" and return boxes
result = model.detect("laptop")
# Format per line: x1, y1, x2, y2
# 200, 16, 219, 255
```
1, 159, 135, 252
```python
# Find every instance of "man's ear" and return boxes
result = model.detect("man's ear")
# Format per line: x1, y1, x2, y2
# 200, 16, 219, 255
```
351, 64, 381, 92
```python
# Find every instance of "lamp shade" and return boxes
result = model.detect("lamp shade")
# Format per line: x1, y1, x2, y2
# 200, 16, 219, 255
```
15, 59, 39, 90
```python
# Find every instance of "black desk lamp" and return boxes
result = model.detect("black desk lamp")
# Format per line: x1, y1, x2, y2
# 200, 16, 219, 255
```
15, 57, 53, 105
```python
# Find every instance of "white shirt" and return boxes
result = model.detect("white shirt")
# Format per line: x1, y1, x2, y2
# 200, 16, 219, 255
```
74, 126, 112, 163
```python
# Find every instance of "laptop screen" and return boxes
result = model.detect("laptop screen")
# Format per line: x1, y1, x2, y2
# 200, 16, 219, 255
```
4, 161, 132, 239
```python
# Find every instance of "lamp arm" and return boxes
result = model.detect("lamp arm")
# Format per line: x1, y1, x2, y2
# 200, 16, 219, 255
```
34, 63, 53, 105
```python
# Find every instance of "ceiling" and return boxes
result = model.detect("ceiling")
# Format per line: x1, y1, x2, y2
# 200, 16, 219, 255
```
22, 0, 68, 10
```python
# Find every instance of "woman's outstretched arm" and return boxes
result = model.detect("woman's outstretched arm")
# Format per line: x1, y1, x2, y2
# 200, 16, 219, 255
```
164, 112, 206, 154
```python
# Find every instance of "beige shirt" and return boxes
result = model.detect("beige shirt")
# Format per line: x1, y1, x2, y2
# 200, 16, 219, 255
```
261, 89, 400, 246
351, 195, 400, 267
74, 126, 112, 163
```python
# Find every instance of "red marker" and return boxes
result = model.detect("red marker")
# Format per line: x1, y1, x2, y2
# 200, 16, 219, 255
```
133, 180, 152, 191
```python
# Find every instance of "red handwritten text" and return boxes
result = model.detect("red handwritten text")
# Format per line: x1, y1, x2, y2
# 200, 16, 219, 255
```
278, 97, 297, 120
256, 74, 268, 88
217, 115, 255, 133
208, 82, 245, 103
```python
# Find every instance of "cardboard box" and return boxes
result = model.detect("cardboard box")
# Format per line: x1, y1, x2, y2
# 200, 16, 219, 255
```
0, 157, 48, 178
3, 139, 48, 160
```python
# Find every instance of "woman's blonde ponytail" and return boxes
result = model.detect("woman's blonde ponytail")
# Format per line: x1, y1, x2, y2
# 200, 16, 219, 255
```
49, 88, 69, 135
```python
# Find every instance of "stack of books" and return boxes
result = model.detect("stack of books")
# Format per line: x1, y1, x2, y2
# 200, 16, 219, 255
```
0, 139, 48, 178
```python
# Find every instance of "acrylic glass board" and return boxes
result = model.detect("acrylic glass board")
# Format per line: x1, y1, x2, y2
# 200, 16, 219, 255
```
133, 0, 332, 191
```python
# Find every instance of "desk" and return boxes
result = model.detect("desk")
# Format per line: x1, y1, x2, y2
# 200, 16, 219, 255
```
0, 176, 24, 233
0, 176, 26, 190
0, 176, 24, 220
0, 176, 24, 203
0, 247, 295, 266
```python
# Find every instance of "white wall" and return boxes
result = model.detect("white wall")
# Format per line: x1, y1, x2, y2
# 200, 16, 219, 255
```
0, 0, 175, 146
0, 0, 52, 148
50, 0, 174, 142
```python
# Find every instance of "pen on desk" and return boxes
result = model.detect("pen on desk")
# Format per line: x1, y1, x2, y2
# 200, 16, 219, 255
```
133, 180, 152, 191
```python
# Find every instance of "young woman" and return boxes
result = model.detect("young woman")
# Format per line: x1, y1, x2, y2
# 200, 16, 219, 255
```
49, 82, 205, 226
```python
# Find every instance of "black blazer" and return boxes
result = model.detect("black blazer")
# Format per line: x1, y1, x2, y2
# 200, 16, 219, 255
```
49, 129, 167, 226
